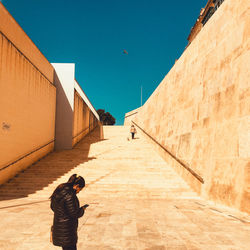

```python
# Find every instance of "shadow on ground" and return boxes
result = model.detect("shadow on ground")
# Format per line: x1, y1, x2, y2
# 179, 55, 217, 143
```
0, 126, 106, 201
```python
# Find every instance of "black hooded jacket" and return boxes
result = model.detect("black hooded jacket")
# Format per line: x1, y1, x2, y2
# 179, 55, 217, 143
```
50, 185, 84, 246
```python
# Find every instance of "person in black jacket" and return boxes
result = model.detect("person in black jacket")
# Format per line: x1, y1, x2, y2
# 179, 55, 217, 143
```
50, 174, 88, 250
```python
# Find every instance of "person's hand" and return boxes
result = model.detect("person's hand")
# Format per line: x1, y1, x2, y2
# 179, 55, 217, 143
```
82, 204, 89, 210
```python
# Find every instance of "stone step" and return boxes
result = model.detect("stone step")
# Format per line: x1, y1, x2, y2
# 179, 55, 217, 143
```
1, 126, 250, 249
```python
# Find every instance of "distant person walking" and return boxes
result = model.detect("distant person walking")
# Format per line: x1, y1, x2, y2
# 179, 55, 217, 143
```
50, 174, 89, 250
130, 124, 137, 139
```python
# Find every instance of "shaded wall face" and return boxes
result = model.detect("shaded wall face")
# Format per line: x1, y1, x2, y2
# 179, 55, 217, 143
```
134, 0, 250, 213
53, 64, 75, 151
0, 33, 56, 184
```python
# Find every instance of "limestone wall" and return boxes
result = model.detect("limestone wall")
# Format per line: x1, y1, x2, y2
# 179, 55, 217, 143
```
134, 0, 250, 213
0, 4, 56, 185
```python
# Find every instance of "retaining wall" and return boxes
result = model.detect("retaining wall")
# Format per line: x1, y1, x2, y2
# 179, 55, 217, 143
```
134, 0, 250, 213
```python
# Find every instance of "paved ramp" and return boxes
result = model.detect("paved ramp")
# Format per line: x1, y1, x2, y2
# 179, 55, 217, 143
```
0, 126, 250, 249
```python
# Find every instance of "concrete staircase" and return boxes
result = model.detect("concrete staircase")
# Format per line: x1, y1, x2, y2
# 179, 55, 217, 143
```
0, 126, 250, 250
0, 126, 197, 201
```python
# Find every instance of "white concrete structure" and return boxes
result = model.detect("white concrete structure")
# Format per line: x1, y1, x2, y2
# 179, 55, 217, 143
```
52, 63, 99, 150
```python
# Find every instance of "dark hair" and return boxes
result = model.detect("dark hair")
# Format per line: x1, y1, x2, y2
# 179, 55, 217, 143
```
68, 174, 85, 188
50, 174, 85, 199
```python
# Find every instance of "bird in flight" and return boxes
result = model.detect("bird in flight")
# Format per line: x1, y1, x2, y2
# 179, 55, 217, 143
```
123, 49, 128, 55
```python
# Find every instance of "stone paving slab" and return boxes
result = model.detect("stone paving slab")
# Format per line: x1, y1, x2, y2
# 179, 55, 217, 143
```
0, 126, 250, 250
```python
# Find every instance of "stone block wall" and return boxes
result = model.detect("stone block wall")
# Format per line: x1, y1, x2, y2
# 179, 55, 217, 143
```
134, 0, 250, 213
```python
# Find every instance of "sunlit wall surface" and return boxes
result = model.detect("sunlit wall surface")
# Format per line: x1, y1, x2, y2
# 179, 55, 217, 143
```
134, 0, 250, 213
73, 90, 99, 146
0, 3, 56, 185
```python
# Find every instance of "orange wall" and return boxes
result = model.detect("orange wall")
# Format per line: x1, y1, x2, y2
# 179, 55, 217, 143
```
73, 91, 98, 146
134, 0, 250, 213
73, 91, 89, 145
0, 4, 56, 185
0, 3, 54, 83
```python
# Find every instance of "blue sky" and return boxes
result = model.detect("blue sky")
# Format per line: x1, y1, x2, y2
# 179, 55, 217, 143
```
2, 0, 208, 125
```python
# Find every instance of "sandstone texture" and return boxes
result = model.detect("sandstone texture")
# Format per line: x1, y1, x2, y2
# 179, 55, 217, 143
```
134, 0, 250, 213
124, 108, 141, 126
